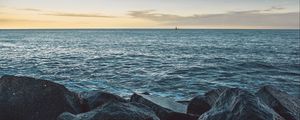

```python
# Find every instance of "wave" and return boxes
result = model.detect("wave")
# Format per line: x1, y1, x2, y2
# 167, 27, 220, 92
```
237, 61, 279, 70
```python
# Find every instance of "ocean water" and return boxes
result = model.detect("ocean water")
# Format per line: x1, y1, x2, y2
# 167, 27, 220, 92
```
0, 29, 299, 100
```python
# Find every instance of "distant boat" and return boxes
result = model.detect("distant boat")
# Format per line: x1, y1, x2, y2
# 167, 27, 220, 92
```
175, 26, 178, 30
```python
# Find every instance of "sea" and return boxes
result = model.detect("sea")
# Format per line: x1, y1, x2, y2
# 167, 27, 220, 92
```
0, 29, 299, 100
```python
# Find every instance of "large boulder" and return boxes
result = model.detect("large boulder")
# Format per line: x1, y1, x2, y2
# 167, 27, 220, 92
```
199, 88, 285, 120
130, 93, 198, 120
79, 90, 127, 111
256, 85, 300, 120
0, 75, 82, 120
187, 87, 229, 116
57, 101, 160, 120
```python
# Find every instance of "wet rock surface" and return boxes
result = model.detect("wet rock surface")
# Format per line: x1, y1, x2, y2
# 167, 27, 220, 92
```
0, 75, 82, 120
57, 102, 160, 120
79, 90, 127, 111
198, 88, 285, 120
256, 85, 300, 120
130, 93, 198, 120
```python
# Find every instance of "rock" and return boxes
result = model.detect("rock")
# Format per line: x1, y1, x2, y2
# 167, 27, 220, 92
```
176, 100, 190, 105
187, 87, 229, 116
204, 87, 229, 106
57, 112, 77, 120
199, 88, 285, 120
130, 93, 198, 120
256, 85, 300, 120
57, 101, 160, 120
79, 90, 127, 110
187, 96, 210, 116
0, 75, 82, 120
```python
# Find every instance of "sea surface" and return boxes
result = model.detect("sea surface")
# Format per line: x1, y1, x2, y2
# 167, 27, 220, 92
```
0, 29, 299, 100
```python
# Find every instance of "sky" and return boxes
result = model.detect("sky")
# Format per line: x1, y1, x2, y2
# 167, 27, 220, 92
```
0, 0, 299, 29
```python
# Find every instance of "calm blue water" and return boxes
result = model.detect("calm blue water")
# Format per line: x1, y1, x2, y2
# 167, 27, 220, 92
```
0, 29, 299, 99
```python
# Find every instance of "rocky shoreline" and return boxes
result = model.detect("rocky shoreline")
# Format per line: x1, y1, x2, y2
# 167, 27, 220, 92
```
0, 75, 299, 120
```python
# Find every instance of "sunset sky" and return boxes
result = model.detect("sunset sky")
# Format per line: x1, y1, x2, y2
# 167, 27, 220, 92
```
0, 0, 299, 29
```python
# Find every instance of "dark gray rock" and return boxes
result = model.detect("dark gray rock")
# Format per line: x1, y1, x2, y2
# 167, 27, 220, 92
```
57, 101, 160, 120
176, 100, 190, 105
79, 90, 127, 110
187, 87, 229, 116
0, 75, 82, 120
199, 88, 285, 120
204, 87, 229, 106
187, 96, 210, 116
57, 112, 77, 120
256, 85, 300, 120
130, 93, 198, 120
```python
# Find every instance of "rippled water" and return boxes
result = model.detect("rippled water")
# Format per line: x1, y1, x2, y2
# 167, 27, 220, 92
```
0, 29, 299, 100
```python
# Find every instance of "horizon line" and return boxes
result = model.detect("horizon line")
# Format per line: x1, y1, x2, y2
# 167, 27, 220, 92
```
1, 27, 299, 30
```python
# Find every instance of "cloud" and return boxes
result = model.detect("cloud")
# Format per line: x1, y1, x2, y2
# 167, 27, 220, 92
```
43, 12, 114, 18
0, 18, 28, 22
16, 8, 114, 18
129, 10, 182, 21
0, 18, 13, 22
129, 7, 299, 28
0, 18, 51, 23
17, 8, 43, 12
263, 6, 285, 12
